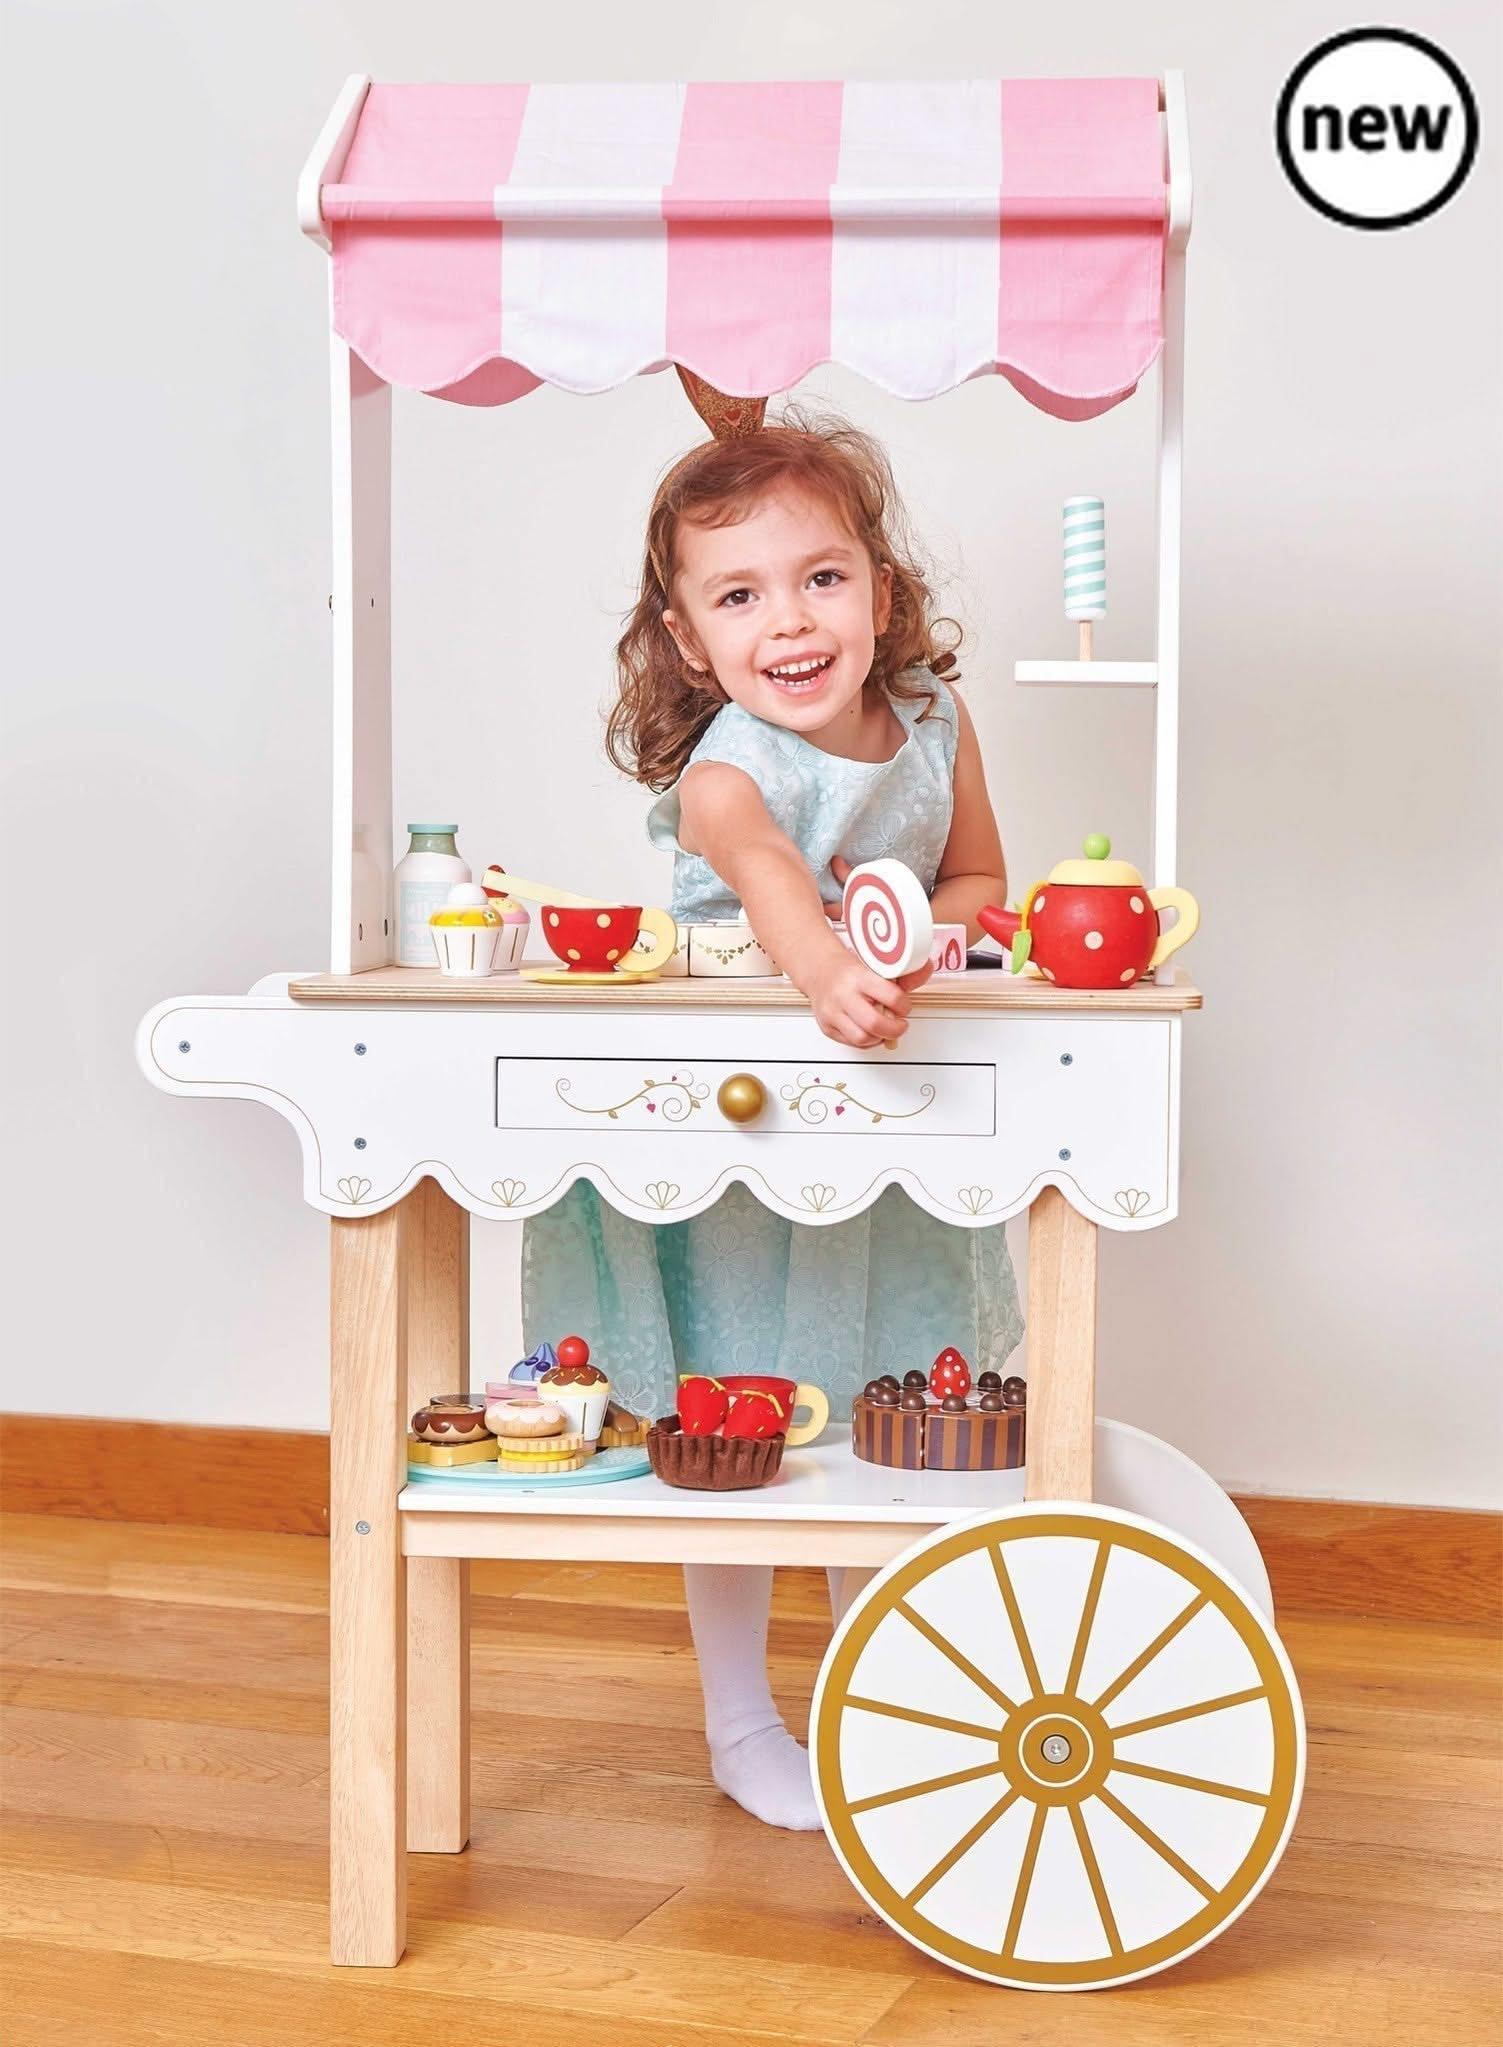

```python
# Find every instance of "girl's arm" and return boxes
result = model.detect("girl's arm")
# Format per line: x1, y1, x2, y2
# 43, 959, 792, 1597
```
678, 761, 925, 1049
928, 695, 1007, 940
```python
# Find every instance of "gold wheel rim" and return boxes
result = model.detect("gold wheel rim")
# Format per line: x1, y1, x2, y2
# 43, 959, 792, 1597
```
814, 1508, 1303, 1989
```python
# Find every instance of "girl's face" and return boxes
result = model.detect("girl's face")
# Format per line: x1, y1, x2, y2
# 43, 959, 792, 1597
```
662, 488, 892, 741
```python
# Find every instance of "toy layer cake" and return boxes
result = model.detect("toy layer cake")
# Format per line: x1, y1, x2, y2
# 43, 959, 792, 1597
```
852, 1349, 1026, 1471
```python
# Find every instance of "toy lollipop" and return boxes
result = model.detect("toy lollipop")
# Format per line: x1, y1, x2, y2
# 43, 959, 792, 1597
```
1063, 494, 1106, 660
840, 859, 934, 978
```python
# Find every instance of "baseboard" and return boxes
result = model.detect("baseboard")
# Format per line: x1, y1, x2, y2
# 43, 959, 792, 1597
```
2, 1414, 1497, 1626
1, 1415, 329, 1538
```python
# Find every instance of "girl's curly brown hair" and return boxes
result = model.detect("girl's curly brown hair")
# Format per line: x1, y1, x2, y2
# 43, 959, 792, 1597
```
606, 406, 962, 792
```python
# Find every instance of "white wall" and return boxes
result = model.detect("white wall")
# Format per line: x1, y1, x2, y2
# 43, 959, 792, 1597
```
2, 1, 1498, 1508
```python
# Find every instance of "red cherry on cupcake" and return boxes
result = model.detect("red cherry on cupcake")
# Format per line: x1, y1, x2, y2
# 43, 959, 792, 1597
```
556, 1335, 591, 1370
720, 1389, 788, 1439
929, 1346, 972, 1399
676, 1374, 729, 1435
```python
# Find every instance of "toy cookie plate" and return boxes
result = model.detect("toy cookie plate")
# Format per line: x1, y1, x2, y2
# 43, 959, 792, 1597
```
404, 1444, 651, 1489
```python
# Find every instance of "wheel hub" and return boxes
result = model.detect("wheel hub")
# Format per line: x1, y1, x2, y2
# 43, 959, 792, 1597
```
1001, 1694, 1112, 1803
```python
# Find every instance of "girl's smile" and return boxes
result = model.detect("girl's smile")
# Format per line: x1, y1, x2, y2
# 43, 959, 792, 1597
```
663, 488, 894, 755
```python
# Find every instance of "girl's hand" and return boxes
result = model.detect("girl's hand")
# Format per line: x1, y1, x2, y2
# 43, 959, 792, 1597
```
804, 949, 926, 1049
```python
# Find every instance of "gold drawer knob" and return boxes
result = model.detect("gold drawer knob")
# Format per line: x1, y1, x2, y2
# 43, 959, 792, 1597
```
717, 1073, 767, 1124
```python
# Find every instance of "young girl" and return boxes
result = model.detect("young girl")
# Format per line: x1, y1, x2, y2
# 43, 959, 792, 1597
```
522, 410, 1023, 1829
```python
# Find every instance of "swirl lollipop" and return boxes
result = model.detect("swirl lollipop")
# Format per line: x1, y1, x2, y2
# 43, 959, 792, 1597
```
841, 859, 934, 978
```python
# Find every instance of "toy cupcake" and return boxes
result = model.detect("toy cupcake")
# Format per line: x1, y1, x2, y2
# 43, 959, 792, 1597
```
429, 883, 507, 977
536, 1336, 611, 1442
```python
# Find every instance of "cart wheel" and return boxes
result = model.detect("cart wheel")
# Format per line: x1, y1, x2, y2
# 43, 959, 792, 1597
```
812, 1502, 1304, 1990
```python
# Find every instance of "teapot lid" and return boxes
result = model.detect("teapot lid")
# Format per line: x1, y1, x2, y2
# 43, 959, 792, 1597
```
1046, 835, 1146, 887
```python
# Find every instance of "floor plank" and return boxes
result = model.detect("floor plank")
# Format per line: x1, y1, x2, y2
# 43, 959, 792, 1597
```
1, 1513, 1499, 2046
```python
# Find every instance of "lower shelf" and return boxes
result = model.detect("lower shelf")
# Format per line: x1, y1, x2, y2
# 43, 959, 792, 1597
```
395, 1425, 1275, 1618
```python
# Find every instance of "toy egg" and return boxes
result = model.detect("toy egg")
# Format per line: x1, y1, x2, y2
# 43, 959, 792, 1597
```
430, 883, 514, 976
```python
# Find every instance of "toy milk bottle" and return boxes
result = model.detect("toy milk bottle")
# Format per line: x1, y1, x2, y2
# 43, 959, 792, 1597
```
394, 824, 470, 965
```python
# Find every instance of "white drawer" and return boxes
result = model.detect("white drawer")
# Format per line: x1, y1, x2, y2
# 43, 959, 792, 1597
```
495, 1058, 996, 1138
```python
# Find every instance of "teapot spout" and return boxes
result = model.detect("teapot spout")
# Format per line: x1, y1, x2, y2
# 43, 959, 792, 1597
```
977, 904, 1020, 948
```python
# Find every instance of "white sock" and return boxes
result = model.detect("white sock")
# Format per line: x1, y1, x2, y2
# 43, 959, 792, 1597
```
683, 1563, 822, 1831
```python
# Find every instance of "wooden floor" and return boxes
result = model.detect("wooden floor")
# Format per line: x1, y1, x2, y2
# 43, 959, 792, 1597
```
1, 1513, 1499, 2045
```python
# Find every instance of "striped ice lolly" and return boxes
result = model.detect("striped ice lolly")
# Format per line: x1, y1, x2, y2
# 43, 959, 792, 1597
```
1063, 495, 1107, 622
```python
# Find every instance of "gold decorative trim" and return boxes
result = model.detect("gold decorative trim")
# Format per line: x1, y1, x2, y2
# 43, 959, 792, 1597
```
491, 1178, 527, 1207
555, 1071, 709, 1123
780, 1070, 936, 1127
336, 1176, 372, 1204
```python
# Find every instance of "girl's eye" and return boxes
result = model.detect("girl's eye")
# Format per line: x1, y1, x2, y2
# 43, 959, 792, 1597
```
810, 569, 845, 589
718, 588, 753, 608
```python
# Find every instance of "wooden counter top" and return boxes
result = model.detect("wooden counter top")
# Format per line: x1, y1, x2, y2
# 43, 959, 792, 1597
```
287, 966, 1202, 1013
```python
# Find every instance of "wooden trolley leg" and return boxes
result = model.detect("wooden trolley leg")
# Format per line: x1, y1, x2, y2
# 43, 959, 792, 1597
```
405, 1177, 471, 1854
330, 1204, 409, 1966
1024, 1187, 1098, 1505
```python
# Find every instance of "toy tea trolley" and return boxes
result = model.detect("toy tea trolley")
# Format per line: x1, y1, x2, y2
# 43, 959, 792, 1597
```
138, 76, 1304, 1989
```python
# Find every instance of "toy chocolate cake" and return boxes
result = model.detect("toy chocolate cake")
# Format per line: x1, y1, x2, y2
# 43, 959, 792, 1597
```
852, 1351, 1025, 1471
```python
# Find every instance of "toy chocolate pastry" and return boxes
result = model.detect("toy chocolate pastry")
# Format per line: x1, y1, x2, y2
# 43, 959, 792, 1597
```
852, 1352, 1026, 1471
598, 1401, 649, 1449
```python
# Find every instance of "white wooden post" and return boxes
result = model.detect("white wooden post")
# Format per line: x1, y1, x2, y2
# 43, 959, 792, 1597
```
329, 335, 393, 975
1153, 72, 1192, 979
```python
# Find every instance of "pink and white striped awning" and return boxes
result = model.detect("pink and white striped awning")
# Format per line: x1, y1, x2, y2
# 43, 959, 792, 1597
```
323, 80, 1167, 421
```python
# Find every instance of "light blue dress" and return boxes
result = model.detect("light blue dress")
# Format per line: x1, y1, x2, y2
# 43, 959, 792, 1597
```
520, 677, 1024, 1420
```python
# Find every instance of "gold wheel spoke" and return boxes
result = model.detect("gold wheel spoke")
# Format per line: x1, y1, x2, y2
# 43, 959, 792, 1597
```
850, 1758, 1009, 1818
905, 1787, 1021, 1908
1091, 1590, 1208, 1715
997, 1801, 1047, 1961
989, 1545, 1044, 1699
1111, 1759, 1270, 1808
845, 1695, 1004, 1743
1068, 1802, 1123, 1958
896, 1599, 1020, 1716
1096, 1786, 1217, 1902
1063, 1539, 1109, 1700
1112, 1684, 1266, 1740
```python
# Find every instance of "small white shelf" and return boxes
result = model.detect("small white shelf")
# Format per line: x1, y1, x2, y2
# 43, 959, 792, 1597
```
1014, 661, 1158, 687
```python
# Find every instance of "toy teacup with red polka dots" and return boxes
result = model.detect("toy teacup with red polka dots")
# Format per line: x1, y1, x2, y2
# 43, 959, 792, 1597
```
977, 836, 1199, 989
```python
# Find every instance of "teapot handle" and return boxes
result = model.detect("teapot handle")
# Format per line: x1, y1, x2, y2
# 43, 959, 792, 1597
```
1147, 888, 1200, 969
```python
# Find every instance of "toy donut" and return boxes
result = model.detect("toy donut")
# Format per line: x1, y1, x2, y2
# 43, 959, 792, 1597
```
485, 1399, 568, 1438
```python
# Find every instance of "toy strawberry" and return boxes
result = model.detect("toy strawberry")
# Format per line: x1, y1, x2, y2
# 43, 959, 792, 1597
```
720, 1388, 788, 1439
676, 1374, 729, 1435
929, 1346, 972, 1400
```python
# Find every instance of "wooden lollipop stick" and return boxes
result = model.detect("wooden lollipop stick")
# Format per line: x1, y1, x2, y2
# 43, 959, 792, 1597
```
480, 866, 608, 909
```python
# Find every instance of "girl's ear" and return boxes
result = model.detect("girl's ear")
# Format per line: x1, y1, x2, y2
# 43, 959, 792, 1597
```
662, 609, 708, 672
873, 561, 894, 638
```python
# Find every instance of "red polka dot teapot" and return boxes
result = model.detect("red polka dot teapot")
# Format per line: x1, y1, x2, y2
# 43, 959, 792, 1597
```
977, 836, 1200, 989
